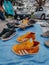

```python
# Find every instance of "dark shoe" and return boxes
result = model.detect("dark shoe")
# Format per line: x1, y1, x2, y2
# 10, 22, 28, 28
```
0, 28, 9, 38
7, 22, 20, 28
2, 29, 16, 41
28, 19, 36, 24
6, 23, 15, 28
28, 19, 36, 26
14, 22, 20, 28
41, 31, 49, 37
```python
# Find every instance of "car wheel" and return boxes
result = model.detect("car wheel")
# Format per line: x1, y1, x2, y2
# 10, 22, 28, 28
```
41, 14, 45, 20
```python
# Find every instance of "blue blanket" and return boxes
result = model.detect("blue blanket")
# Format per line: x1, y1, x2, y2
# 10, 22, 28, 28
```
0, 24, 49, 65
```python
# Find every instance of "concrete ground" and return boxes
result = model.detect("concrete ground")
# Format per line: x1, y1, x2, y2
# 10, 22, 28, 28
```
0, 20, 7, 32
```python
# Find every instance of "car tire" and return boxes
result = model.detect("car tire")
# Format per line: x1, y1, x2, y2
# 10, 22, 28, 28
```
41, 14, 45, 20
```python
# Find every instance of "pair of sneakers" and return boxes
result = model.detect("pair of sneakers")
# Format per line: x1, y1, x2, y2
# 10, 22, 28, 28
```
12, 32, 40, 56
0, 28, 16, 41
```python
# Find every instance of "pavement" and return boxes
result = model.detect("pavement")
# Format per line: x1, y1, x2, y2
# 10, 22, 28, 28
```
0, 20, 7, 32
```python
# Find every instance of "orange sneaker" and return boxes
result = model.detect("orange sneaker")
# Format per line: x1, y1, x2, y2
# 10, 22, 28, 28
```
12, 38, 40, 55
16, 32, 35, 43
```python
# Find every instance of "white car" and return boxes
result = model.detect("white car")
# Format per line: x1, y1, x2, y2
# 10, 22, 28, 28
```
33, 6, 49, 19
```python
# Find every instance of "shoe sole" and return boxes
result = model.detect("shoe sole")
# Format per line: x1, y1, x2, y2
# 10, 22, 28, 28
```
1, 32, 16, 41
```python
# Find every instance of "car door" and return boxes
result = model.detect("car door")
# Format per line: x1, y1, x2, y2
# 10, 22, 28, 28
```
34, 8, 44, 18
45, 8, 49, 19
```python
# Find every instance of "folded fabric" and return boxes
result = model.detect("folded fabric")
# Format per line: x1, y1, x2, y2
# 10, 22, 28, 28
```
17, 32, 35, 42
12, 38, 40, 55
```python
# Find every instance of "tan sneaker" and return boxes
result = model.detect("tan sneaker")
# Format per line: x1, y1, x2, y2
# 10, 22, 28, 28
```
12, 38, 40, 55
16, 32, 35, 43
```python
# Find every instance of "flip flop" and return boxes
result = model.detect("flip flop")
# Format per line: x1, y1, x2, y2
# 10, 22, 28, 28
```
16, 32, 35, 42
12, 38, 40, 55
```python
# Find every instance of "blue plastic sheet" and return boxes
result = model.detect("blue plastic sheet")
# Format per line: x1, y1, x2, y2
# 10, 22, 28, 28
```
0, 24, 49, 65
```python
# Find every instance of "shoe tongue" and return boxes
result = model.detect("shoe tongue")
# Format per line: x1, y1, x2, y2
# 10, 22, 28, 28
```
25, 38, 34, 48
30, 38, 32, 42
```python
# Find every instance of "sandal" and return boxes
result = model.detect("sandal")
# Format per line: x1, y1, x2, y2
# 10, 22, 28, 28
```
12, 38, 40, 55
16, 32, 35, 42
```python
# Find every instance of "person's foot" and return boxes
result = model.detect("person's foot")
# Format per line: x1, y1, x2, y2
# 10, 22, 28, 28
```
1, 29, 16, 41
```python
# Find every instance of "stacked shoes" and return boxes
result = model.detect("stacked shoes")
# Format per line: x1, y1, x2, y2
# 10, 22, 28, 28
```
0, 27, 16, 41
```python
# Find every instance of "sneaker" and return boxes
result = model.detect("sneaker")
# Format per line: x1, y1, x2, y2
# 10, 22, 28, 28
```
6, 23, 15, 28
28, 19, 36, 24
45, 40, 49, 47
2, 29, 16, 41
17, 32, 35, 43
40, 23, 49, 27
40, 24, 49, 27
41, 31, 49, 37
14, 22, 20, 28
12, 38, 40, 56
0, 28, 9, 38
7, 22, 20, 28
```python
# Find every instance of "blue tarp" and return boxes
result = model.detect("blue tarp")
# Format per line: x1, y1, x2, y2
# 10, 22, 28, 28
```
0, 24, 49, 65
